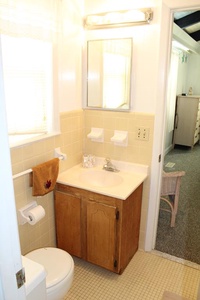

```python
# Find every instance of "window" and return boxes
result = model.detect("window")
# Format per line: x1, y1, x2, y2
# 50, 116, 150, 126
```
1, 35, 53, 142
0, 0, 61, 148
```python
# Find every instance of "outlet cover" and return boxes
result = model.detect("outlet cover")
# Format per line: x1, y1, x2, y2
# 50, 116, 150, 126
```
136, 127, 150, 141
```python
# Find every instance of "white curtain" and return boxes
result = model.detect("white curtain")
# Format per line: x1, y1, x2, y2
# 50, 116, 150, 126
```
0, 0, 62, 135
166, 48, 179, 132
0, 0, 61, 40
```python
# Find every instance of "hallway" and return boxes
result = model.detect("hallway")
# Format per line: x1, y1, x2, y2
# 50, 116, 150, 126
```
156, 144, 200, 264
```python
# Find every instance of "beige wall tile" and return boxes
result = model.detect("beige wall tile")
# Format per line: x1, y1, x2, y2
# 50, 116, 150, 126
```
10, 147, 23, 164
13, 110, 83, 255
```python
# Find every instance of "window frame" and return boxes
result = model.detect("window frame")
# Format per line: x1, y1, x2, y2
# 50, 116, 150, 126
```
0, 35, 60, 148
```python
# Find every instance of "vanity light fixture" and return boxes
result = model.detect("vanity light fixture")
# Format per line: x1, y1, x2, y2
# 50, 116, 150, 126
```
84, 8, 153, 29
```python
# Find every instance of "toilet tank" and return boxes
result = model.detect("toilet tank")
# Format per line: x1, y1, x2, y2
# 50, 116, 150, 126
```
22, 255, 47, 300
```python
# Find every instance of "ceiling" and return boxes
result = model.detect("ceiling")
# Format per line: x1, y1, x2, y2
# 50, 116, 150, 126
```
174, 10, 200, 42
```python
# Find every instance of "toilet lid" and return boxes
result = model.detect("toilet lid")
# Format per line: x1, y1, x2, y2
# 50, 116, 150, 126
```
25, 247, 73, 289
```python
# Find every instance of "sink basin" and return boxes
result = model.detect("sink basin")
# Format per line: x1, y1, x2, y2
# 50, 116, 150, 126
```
79, 169, 123, 187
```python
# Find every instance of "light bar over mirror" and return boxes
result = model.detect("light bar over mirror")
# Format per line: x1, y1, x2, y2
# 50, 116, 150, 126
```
84, 9, 153, 29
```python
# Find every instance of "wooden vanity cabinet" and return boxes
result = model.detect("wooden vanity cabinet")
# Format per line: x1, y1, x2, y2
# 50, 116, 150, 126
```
54, 183, 143, 274
54, 189, 82, 258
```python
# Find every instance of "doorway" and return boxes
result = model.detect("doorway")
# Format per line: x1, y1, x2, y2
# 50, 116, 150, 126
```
155, 8, 200, 264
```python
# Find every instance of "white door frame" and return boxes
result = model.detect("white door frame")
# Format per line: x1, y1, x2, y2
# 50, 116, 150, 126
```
0, 38, 26, 299
145, 0, 200, 251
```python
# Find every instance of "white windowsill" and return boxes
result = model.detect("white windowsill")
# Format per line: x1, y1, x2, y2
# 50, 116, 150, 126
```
9, 131, 61, 148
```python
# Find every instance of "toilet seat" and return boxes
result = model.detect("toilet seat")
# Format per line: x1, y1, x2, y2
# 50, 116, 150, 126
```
26, 247, 74, 289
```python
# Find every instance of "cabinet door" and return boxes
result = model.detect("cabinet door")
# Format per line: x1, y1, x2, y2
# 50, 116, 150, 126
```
86, 200, 118, 272
54, 191, 82, 257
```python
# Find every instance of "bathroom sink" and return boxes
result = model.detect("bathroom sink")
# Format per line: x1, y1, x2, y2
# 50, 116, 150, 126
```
57, 161, 148, 199
79, 169, 123, 187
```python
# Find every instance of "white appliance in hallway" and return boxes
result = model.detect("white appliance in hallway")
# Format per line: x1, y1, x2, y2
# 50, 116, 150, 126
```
173, 95, 200, 148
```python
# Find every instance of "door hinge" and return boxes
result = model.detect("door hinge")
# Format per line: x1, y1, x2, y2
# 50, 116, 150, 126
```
116, 210, 119, 220
114, 260, 118, 268
158, 154, 162, 163
16, 268, 26, 289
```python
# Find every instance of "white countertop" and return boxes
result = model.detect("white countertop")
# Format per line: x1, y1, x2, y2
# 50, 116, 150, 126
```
57, 159, 148, 200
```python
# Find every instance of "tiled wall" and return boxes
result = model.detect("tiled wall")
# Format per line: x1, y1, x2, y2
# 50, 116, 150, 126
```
11, 109, 154, 255
83, 109, 154, 249
84, 110, 154, 164
11, 110, 83, 255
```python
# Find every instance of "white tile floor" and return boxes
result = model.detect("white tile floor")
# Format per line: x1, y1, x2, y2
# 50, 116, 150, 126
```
64, 250, 200, 300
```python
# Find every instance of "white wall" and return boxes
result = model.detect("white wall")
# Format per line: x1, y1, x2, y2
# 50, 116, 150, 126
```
165, 51, 190, 153
164, 51, 200, 153
186, 53, 200, 94
58, 0, 84, 112
176, 53, 189, 95
177, 52, 200, 96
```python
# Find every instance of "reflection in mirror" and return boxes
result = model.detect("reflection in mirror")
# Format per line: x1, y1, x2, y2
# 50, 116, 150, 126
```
87, 38, 132, 110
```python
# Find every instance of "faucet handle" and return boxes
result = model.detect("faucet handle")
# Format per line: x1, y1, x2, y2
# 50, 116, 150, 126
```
105, 157, 111, 163
105, 157, 112, 166
103, 158, 119, 172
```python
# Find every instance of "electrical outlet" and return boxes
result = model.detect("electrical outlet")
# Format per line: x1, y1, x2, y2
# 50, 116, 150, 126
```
136, 127, 150, 141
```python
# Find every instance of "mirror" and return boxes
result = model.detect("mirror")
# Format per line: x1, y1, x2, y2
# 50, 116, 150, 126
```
86, 38, 132, 110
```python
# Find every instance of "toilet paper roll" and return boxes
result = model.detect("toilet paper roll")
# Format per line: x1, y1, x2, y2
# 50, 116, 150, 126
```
27, 205, 45, 225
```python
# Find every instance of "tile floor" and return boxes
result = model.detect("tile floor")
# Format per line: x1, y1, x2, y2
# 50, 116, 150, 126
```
64, 250, 200, 300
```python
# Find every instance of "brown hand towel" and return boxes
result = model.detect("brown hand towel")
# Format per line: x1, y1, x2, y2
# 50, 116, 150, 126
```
30, 158, 59, 196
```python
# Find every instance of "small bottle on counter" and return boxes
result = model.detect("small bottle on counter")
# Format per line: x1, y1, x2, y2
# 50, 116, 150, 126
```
82, 154, 96, 168
188, 87, 193, 95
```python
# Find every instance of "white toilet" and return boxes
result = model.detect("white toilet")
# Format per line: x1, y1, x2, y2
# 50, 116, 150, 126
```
26, 247, 74, 300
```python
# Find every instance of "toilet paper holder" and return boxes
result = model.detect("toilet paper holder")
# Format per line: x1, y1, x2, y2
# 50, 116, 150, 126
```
18, 201, 38, 225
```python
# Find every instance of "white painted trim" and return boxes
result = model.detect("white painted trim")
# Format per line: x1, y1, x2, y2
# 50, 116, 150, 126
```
0, 38, 26, 299
173, 23, 200, 54
145, 0, 200, 251
164, 144, 173, 156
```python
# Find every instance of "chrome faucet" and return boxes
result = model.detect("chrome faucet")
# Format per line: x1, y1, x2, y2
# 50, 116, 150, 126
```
103, 158, 119, 172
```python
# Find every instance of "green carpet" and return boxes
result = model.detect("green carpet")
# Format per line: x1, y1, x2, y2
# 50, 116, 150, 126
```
155, 144, 200, 264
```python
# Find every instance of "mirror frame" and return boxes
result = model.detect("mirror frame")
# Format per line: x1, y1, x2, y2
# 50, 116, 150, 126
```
83, 37, 133, 111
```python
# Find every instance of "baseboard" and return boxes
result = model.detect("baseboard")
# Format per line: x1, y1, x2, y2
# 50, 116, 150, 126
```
164, 144, 173, 156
